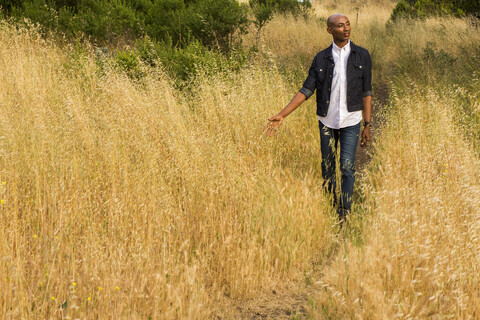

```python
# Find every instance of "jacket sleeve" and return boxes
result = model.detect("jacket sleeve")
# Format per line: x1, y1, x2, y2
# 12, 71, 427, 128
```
299, 56, 317, 99
362, 50, 372, 97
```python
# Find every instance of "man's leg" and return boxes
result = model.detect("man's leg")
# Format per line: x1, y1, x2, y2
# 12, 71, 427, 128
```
319, 121, 339, 206
338, 122, 361, 217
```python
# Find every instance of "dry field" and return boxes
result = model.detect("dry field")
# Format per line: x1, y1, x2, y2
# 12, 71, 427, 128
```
1, 0, 480, 319
0, 22, 334, 319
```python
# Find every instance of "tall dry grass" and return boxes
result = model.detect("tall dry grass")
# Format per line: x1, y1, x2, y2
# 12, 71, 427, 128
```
311, 15, 480, 319
315, 77, 480, 319
2, 1, 480, 318
0, 22, 338, 318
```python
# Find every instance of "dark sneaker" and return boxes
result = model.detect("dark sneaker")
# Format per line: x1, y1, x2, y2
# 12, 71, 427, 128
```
337, 208, 350, 227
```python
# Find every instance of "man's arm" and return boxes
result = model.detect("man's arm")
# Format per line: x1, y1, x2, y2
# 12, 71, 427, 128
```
264, 54, 318, 137
360, 95, 372, 147
264, 92, 307, 137
360, 49, 373, 147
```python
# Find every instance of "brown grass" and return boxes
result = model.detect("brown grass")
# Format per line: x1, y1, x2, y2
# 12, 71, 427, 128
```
1, 1, 480, 318
315, 78, 480, 318
0, 21, 337, 319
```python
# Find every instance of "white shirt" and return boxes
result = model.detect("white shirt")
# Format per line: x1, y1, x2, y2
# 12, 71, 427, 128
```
318, 40, 362, 129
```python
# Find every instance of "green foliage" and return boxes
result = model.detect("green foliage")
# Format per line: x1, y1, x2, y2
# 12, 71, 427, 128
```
1, 0, 307, 83
274, 0, 312, 16
249, 0, 312, 18
3, 0, 250, 52
144, 0, 250, 51
390, 0, 480, 20
422, 41, 456, 80
390, 0, 418, 19
144, 0, 186, 47
184, 0, 249, 51
6, 0, 143, 43
249, 0, 276, 45
115, 48, 144, 79
156, 39, 249, 83
0, 0, 25, 13
10, 0, 58, 33
71, 0, 142, 43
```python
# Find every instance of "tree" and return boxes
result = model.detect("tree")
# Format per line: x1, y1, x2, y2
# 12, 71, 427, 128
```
185, 0, 249, 51
249, 0, 276, 46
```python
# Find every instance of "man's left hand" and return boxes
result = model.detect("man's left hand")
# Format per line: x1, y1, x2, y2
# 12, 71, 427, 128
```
360, 125, 371, 147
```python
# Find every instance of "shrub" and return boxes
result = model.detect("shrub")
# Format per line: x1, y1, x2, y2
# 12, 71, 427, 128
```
184, 0, 249, 51
275, 0, 312, 16
249, 0, 276, 45
143, 0, 250, 51
390, 0, 480, 20
144, 0, 186, 47
9, 0, 59, 32
390, 0, 419, 20
71, 0, 143, 44
6, 0, 144, 44
115, 48, 144, 79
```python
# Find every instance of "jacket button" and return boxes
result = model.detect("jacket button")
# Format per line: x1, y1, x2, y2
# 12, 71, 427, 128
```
329, 75, 332, 78
326, 100, 329, 104
328, 88, 330, 91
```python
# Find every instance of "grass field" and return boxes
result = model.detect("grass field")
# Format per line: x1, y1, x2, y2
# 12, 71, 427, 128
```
0, 1, 479, 318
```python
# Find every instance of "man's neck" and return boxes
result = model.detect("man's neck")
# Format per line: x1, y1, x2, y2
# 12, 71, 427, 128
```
333, 39, 349, 48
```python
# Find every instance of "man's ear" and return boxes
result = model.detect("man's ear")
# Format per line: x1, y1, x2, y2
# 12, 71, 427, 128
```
327, 27, 332, 34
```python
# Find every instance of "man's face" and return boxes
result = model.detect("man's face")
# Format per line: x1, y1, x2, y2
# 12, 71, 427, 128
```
327, 15, 351, 43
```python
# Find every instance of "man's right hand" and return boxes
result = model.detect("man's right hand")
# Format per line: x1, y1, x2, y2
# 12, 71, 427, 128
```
263, 114, 284, 137
263, 91, 307, 137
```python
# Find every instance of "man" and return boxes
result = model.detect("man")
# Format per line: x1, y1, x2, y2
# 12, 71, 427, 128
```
264, 13, 372, 221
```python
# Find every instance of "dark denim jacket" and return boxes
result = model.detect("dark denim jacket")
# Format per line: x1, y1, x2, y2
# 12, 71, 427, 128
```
299, 41, 372, 117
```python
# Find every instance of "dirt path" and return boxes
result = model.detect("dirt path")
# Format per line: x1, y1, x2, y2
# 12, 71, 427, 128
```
355, 81, 389, 173
231, 290, 313, 319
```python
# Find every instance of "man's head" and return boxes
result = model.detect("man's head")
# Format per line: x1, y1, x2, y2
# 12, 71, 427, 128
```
327, 14, 351, 47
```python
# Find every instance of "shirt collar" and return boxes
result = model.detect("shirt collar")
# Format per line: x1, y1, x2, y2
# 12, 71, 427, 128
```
332, 39, 351, 54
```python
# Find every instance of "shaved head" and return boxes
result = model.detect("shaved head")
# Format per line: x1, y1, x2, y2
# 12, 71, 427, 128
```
326, 13, 351, 47
327, 13, 347, 28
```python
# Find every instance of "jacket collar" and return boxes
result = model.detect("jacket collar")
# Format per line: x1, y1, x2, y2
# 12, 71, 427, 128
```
326, 41, 357, 60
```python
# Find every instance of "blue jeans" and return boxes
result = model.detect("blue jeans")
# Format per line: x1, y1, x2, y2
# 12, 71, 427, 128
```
319, 121, 361, 213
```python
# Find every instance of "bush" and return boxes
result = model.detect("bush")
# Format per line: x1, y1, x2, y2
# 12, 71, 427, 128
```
249, 0, 277, 45
134, 36, 249, 84
184, 0, 249, 51
10, 0, 59, 32
6, 0, 144, 44
71, 0, 143, 44
390, 0, 480, 20
144, 0, 186, 47
3, 0, 250, 52
115, 48, 144, 79
390, 0, 419, 20
275, 0, 312, 16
